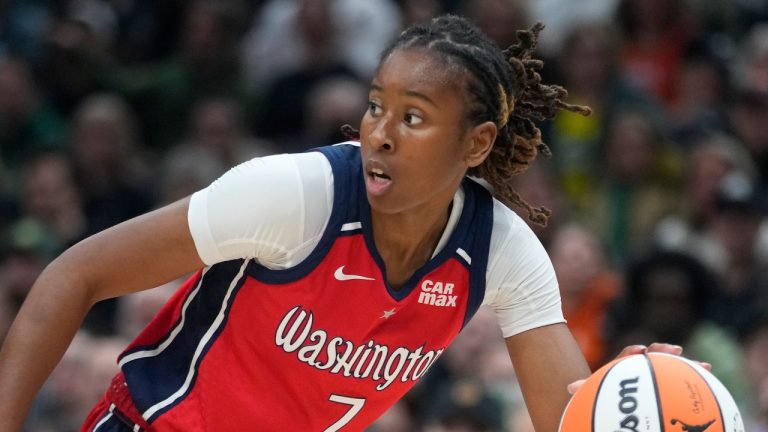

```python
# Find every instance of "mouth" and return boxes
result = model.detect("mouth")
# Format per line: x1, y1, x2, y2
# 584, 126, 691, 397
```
365, 163, 392, 196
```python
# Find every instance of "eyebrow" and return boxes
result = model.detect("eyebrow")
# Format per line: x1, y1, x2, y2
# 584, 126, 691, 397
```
370, 83, 438, 108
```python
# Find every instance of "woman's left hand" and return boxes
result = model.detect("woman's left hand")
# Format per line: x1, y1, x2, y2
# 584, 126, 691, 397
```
566, 342, 712, 394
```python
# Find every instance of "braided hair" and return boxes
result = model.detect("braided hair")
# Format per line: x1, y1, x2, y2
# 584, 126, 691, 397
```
343, 14, 590, 225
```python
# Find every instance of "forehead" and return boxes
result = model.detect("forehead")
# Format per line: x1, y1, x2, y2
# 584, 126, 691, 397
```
373, 48, 465, 98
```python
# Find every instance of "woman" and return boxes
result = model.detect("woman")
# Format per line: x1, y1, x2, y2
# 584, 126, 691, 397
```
0, 15, 682, 432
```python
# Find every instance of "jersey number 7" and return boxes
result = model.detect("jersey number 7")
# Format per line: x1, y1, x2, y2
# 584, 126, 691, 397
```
324, 394, 366, 432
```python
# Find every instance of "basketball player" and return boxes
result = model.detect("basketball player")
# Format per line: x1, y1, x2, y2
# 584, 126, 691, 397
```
0, 15, 693, 432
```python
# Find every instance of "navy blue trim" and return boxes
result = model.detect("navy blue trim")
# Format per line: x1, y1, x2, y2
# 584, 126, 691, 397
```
239, 143, 492, 324
245, 144, 358, 284
119, 272, 204, 359
92, 411, 135, 432
121, 259, 248, 419
462, 179, 493, 327
338, 227, 363, 237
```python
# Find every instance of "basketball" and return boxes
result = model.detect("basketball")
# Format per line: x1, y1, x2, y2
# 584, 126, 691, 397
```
559, 352, 744, 432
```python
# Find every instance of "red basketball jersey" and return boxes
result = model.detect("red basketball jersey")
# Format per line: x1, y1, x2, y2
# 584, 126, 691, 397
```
105, 144, 494, 431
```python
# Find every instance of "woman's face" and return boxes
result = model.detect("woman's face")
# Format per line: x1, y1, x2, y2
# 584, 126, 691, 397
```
359, 48, 489, 216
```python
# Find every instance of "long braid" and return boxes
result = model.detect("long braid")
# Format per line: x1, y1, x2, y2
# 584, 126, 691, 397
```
343, 15, 590, 225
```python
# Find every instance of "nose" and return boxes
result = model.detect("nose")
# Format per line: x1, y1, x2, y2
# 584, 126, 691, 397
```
368, 115, 394, 152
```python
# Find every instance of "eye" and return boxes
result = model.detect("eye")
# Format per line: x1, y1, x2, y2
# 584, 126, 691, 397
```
404, 112, 423, 126
368, 101, 382, 116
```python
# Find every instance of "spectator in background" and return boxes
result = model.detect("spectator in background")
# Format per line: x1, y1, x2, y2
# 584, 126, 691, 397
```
669, 42, 732, 146
508, 160, 567, 248
705, 172, 768, 330
157, 148, 228, 206
367, 400, 417, 432
246, 0, 357, 146
463, 0, 529, 49
417, 309, 509, 432
737, 311, 768, 431
549, 223, 621, 370
397, 0, 444, 27
615, 0, 697, 108
0, 56, 68, 177
422, 379, 505, 432
25, 331, 94, 432
546, 22, 653, 212
607, 250, 750, 407
0, 0, 54, 66
590, 108, 681, 264
303, 77, 368, 146
115, 279, 180, 342
241, 0, 400, 92
522, 0, 618, 59
728, 89, 768, 190
27, 332, 128, 432
70, 93, 154, 237
737, 24, 768, 94
0, 218, 55, 334
52, 0, 252, 150
168, 96, 276, 173
411, 308, 514, 431
42, 0, 125, 115
654, 133, 757, 268
18, 151, 121, 335
245, 0, 383, 149
18, 151, 85, 252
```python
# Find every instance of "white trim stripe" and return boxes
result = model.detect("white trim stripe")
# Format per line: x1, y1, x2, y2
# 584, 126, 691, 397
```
118, 268, 211, 367
456, 248, 472, 265
341, 222, 362, 232
93, 412, 113, 432
142, 260, 250, 420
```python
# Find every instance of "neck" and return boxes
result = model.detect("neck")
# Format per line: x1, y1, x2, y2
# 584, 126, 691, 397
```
371, 200, 454, 288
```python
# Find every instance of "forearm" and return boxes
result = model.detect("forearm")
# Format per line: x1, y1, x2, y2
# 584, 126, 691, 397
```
0, 254, 95, 431
506, 324, 591, 432
0, 198, 203, 430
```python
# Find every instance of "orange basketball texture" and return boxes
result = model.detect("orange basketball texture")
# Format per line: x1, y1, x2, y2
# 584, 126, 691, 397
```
558, 353, 744, 432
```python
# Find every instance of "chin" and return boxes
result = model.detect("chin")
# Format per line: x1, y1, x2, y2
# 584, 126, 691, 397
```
366, 193, 410, 215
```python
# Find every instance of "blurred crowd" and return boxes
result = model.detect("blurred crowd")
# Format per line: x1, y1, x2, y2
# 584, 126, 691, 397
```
0, 0, 767, 431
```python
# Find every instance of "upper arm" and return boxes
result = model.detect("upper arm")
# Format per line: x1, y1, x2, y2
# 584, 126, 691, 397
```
484, 204, 564, 337
485, 206, 589, 430
505, 324, 590, 432
64, 197, 204, 303
188, 152, 333, 268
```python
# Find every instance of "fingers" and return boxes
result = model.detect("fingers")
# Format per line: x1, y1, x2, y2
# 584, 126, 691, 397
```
647, 342, 683, 355
569, 343, 714, 397
632, 343, 712, 371
567, 379, 586, 395
616, 344, 648, 358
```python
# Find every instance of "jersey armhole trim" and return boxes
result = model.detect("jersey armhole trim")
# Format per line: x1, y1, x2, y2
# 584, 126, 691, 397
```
188, 188, 226, 265
245, 144, 354, 283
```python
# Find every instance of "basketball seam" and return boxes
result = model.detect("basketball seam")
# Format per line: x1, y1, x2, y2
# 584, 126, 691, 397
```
591, 361, 620, 432
644, 354, 665, 432
680, 357, 725, 431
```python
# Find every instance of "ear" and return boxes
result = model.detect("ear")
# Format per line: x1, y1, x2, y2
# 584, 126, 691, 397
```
465, 121, 497, 168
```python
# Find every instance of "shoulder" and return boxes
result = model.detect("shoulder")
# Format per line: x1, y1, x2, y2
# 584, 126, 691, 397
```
489, 199, 540, 252
486, 199, 555, 293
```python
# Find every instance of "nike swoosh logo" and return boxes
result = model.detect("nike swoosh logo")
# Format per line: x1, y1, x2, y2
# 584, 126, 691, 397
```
334, 265, 375, 281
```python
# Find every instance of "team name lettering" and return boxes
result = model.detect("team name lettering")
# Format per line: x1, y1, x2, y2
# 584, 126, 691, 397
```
417, 280, 457, 307
275, 306, 444, 391
618, 377, 640, 432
